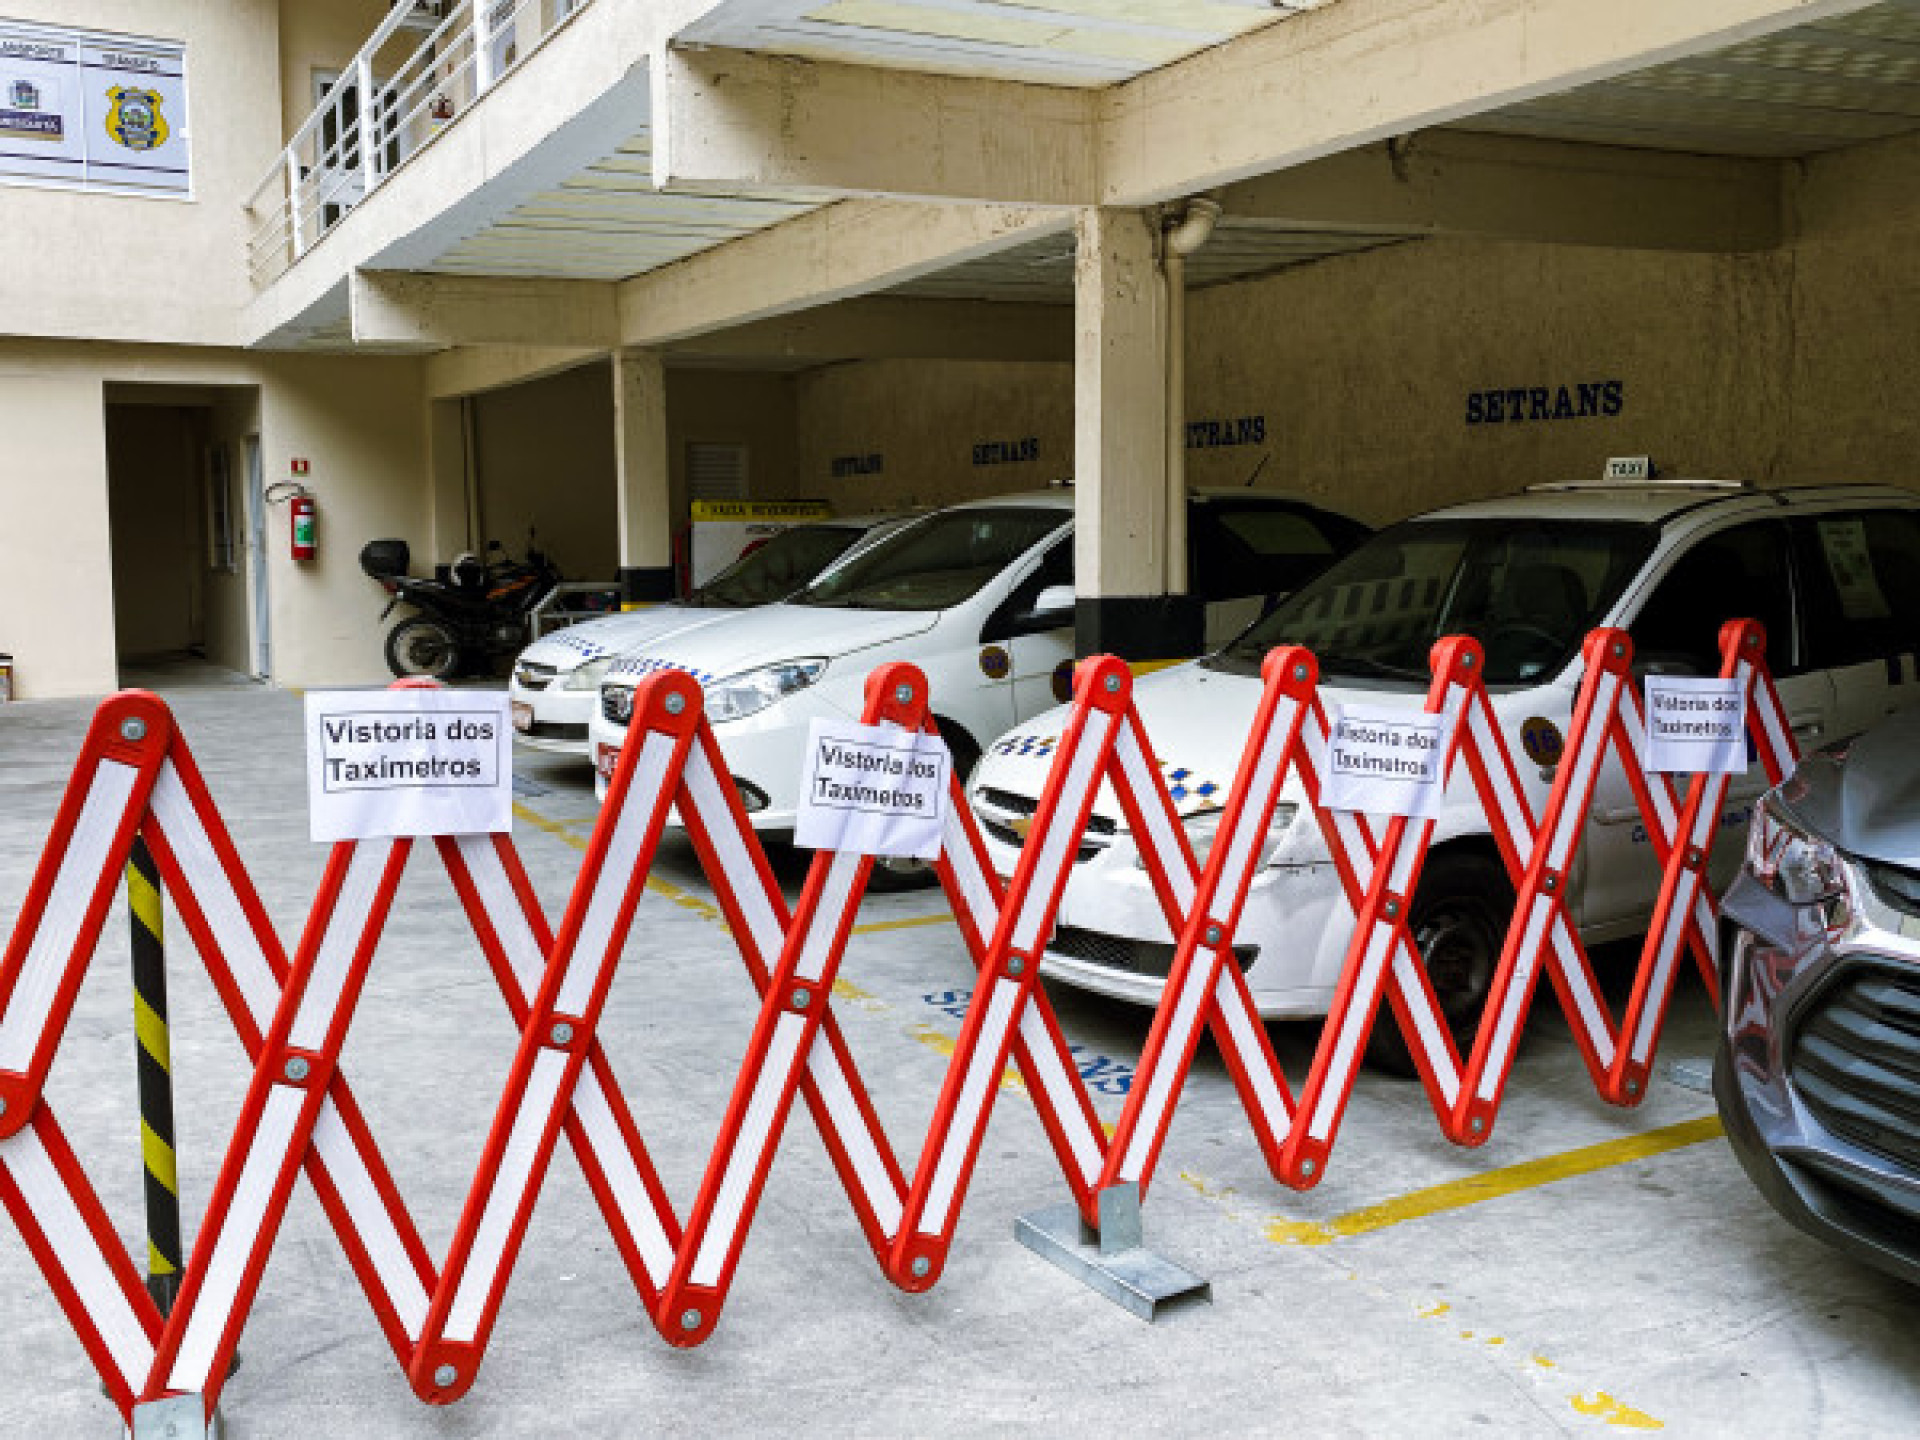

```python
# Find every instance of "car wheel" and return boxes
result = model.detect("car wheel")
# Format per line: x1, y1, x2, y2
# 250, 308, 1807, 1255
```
867, 720, 979, 894
1364, 850, 1511, 1078
385, 618, 462, 680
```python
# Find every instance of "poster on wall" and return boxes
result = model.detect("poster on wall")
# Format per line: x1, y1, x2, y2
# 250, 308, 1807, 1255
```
0, 23, 188, 195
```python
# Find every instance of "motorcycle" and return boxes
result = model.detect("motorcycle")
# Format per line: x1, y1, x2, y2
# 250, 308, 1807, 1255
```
359, 536, 564, 680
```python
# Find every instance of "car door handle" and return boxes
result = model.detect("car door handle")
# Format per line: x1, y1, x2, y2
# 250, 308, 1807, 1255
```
1789, 711, 1825, 741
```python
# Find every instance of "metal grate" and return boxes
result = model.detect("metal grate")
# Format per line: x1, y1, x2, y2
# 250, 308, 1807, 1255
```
687, 442, 749, 502
972, 786, 1116, 863
1791, 962, 1920, 1174
1049, 925, 1256, 981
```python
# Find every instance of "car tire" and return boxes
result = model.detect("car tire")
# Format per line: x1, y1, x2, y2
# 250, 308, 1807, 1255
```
867, 719, 980, 894
385, 617, 462, 680
1363, 849, 1512, 1078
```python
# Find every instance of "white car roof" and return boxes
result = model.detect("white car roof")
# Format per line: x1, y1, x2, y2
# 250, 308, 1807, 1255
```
1416, 481, 1918, 527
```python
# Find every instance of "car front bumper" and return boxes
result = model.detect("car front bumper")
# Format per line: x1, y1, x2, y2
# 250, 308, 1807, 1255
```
588, 684, 859, 829
1717, 867, 1920, 1287
971, 821, 1355, 1019
507, 674, 594, 756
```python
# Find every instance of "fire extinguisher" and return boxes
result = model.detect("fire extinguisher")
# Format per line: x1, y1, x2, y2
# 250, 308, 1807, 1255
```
290, 493, 317, 561
267, 479, 317, 561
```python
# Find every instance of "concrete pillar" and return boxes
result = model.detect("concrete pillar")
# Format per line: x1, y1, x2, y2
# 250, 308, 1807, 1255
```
426, 397, 473, 561
612, 348, 675, 601
1071, 208, 1195, 660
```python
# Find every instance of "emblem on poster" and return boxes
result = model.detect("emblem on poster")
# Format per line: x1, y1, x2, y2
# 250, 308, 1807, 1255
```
104, 85, 167, 150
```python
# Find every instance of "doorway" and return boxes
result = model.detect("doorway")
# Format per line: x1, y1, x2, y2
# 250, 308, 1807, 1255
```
103, 383, 264, 687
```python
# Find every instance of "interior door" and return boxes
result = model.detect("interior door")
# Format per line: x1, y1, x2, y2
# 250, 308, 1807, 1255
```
244, 435, 269, 679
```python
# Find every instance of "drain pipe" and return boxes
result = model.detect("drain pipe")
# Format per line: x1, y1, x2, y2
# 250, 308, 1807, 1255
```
1163, 198, 1220, 596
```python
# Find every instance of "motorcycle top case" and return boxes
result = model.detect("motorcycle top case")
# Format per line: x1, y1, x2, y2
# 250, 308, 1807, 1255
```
359, 538, 410, 580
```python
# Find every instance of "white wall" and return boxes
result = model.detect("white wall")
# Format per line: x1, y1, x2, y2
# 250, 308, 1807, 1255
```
0, 342, 428, 699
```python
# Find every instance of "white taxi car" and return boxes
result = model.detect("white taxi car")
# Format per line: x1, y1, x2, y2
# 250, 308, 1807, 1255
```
507, 515, 900, 758
588, 489, 1370, 869
969, 479, 1920, 1063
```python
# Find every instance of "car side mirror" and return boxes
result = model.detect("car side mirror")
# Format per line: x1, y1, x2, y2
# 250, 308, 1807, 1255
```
1029, 584, 1076, 623
983, 583, 1077, 642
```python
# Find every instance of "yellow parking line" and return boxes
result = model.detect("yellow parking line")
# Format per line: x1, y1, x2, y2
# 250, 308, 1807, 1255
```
511, 802, 721, 921
1261, 1114, 1723, 1246
851, 912, 956, 935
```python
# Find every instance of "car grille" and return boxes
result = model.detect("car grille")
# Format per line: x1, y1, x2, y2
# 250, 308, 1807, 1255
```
1049, 925, 1256, 981
1791, 961, 1920, 1175
972, 787, 1116, 864
515, 662, 557, 692
601, 684, 633, 725
526, 721, 586, 742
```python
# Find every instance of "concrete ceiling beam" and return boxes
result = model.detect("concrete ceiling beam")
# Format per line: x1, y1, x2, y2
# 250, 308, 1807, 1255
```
616, 199, 1069, 345
663, 294, 1072, 364
1099, 0, 1882, 205
424, 345, 605, 399
1219, 130, 1784, 252
652, 45, 1097, 205
350, 271, 618, 349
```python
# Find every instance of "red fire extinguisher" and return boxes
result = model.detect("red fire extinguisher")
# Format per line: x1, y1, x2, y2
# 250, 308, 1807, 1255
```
290, 492, 317, 561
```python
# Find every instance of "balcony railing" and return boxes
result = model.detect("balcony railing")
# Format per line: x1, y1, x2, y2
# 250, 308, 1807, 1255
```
246, 0, 590, 287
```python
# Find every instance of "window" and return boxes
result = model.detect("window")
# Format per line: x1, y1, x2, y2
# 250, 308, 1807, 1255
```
1216, 518, 1654, 685
1794, 510, 1920, 670
1629, 521, 1796, 676
797, 508, 1065, 613
1193, 504, 1357, 600
205, 443, 236, 573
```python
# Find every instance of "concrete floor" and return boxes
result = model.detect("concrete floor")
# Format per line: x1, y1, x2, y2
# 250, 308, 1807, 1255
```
0, 678, 1915, 1436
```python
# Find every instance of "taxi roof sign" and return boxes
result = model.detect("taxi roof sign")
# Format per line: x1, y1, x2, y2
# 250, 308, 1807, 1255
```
1526, 459, 1747, 494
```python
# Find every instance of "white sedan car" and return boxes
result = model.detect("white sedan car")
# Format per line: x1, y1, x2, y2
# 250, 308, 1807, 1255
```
588, 489, 1370, 875
507, 516, 899, 757
968, 480, 1920, 1061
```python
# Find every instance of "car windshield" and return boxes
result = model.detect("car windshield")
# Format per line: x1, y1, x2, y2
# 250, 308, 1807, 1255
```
794, 507, 1066, 612
1208, 517, 1658, 685
689, 524, 865, 608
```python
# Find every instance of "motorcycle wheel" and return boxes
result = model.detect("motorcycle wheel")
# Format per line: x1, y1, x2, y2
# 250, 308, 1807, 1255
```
385, 617, 462, 680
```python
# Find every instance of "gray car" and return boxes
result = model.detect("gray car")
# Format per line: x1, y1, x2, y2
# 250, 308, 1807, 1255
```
1718, 708, 1920, 1286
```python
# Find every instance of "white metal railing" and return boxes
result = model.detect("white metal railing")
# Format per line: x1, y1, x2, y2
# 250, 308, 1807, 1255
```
246, 0, 591, 287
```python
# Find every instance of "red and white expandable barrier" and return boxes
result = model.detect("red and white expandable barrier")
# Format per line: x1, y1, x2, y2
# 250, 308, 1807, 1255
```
0, 621, 1799, 1423
1081, 619, 1796, 1219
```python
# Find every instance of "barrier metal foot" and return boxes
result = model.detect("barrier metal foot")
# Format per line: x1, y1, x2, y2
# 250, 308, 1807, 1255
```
130, 1393, 218, 1439
1014, 1183, 1211, 1322
1662, 1055, 1714, 1094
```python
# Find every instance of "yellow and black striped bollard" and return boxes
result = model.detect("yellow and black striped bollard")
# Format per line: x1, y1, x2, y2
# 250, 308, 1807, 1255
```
127, 836, 183, 1315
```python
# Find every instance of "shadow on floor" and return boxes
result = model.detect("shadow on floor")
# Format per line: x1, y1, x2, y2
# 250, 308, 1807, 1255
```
118, 651, 261, 694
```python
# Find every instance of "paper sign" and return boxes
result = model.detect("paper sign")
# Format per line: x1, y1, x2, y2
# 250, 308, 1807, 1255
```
1643, 676, 1746, 774
1816, 518, 1890, 621
794, 718, 950, 860
1323, 703, 1451, 819
305, 690, 513, 843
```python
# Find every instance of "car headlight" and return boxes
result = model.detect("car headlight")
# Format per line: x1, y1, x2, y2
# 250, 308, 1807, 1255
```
563, 657, 613, 691
1135, 804, 1299, 871
1747, 792, 1845, 905
704, 658, 827, 724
